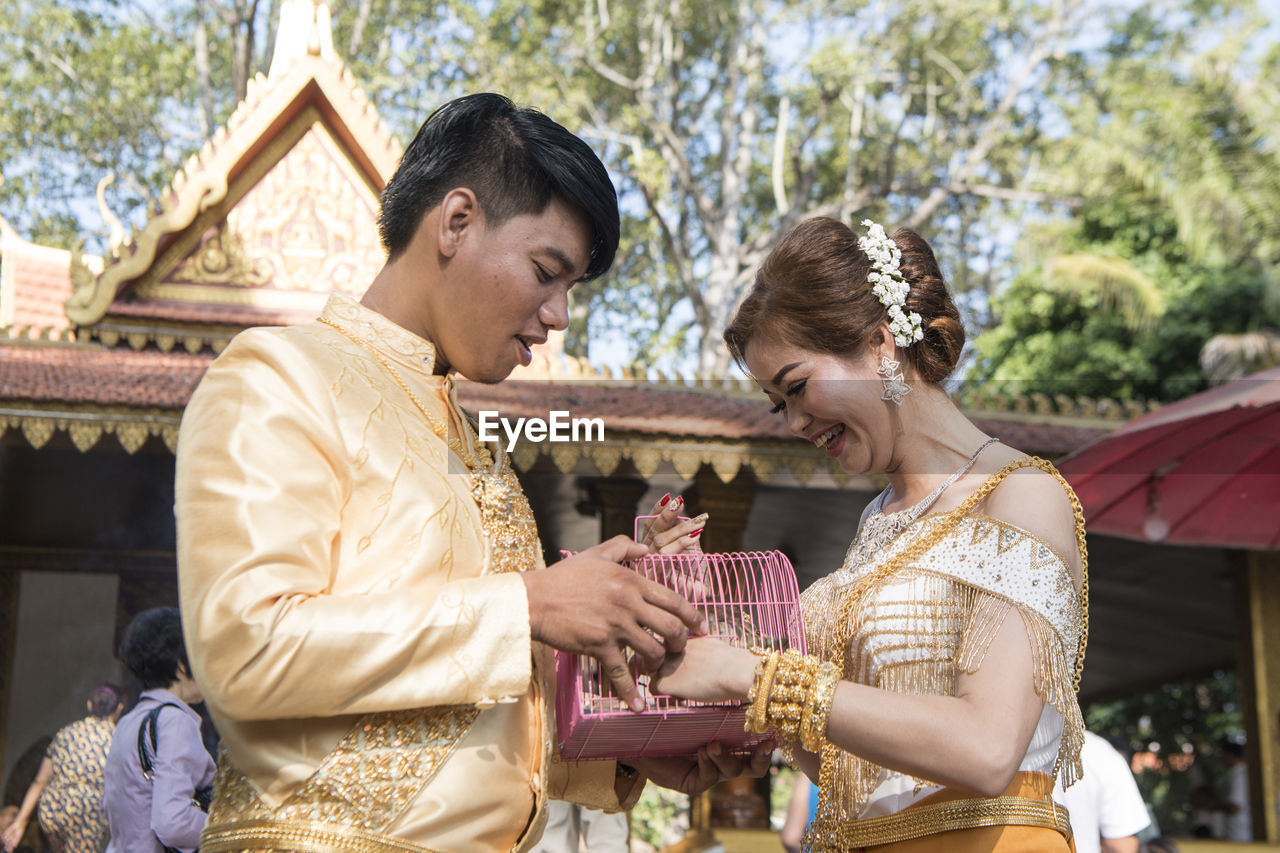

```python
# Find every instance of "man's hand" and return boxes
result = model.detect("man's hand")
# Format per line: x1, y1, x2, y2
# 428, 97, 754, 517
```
634, 740, 774, 797
522, 535, 706, 711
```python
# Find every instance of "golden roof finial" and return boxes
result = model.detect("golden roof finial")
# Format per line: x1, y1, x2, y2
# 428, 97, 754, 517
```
268, 0, 335, 78
96, 172, 127, 252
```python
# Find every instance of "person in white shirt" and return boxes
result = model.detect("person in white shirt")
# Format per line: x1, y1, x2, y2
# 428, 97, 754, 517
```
1055, 732, 1150, 853
1221, 741, 1252, 842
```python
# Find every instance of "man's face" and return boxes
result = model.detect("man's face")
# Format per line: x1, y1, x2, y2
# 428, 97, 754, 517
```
430, 197, 591, 383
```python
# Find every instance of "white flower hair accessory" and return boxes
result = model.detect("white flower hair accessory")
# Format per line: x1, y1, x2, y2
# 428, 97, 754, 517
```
858, 219, 924, 347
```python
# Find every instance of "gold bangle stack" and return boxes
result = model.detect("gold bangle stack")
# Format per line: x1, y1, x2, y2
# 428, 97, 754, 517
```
744, 649, 834, 749
801, 661, 839, 753
745, 650, 780, 734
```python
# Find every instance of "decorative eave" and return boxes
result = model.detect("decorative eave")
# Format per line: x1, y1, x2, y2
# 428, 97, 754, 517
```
64, 48, 401, 329
0, 396, 854, 487
0, 401, 181, 453
0, 338, 1131, 485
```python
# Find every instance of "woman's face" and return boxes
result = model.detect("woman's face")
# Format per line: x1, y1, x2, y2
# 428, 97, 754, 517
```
743, 333, 899, 476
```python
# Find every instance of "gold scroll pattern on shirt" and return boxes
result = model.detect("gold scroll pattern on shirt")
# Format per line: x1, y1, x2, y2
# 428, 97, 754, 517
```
200, 372, 542, 852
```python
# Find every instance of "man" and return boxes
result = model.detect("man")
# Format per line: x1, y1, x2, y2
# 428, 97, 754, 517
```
1054, 732, 1151, 853
176, 93, 764, 853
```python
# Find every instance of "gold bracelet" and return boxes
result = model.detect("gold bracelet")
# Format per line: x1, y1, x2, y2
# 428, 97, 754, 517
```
766, 650, 819, 744
800, 660, 839, 753
746, 651, 780, 734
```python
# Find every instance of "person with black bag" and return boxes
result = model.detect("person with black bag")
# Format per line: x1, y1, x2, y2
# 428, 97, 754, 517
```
103, 608, 215, 853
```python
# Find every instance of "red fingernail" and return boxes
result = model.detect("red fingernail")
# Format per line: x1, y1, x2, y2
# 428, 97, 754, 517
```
659, 493, 671, 507
674, 495, 684, 508
690, 528, 703, 538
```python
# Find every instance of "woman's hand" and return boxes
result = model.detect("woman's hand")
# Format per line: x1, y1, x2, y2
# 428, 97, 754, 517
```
637, 494, 707, 555
634, 740, 774, 797
649, 637, 759, 703
2, 819, 27, 853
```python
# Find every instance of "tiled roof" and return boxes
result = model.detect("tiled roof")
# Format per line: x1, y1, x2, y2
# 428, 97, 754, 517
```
0, 343, 1114, 455
0, 344, 209, 407
1, 239, 73, 333
105, 297, 317, 328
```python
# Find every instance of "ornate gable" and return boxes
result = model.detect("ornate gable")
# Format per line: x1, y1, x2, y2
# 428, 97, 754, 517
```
65, 0, 400, 354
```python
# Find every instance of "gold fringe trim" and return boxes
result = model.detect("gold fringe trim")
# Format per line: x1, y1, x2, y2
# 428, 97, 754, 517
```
817, 573, 1085, 818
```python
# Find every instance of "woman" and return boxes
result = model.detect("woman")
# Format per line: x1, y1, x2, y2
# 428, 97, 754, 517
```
652, 217, 1087, 851
1, 684, 124, 853
102, 608, 215, 853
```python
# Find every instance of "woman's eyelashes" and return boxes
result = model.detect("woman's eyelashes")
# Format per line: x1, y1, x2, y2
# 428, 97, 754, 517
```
768, 379, 807, 414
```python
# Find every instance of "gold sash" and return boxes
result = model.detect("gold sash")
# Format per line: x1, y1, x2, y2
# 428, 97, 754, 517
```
806, 771, 1072, 851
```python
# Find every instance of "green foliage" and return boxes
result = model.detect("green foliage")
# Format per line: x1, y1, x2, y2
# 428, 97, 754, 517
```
1086, 671, 1244, 834
628, 783, 690, 849
0, 0, 209, 248
972, 199, 1278, 401
1, 0, 1276, 373
971, 0, 1280, 400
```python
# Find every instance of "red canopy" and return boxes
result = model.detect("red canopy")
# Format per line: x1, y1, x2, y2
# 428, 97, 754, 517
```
1057, 367, 1280, 549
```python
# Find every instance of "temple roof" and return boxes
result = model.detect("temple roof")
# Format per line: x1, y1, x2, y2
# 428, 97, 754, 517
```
0, 227, 77, 337
61, 0, 399, 347
0, 0, 1140, 483
0, 334, 1126, 483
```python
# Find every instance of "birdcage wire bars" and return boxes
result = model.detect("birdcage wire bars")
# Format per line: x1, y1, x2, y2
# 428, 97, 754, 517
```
555, 536, 805, 761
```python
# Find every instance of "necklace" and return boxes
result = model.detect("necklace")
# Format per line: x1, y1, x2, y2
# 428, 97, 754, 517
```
842, 437, 1000, 573
318, 317, 540, 575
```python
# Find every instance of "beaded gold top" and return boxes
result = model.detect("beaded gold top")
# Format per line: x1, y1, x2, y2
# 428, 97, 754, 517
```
802, 458, 1087, 824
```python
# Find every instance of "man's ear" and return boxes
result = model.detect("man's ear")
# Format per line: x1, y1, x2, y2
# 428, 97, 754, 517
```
436, 188, 480, 259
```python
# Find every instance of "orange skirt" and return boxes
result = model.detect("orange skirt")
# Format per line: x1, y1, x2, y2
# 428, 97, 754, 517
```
833, 772, 1076, 853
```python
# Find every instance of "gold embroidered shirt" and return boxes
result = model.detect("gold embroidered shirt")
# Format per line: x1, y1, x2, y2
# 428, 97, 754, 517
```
176, 294, 633, 853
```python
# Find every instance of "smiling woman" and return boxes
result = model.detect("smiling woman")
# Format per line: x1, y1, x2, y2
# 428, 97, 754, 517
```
651, 216, 1090, 853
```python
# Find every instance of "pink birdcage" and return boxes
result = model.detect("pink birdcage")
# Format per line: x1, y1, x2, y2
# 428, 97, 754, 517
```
555, 519, 805, 761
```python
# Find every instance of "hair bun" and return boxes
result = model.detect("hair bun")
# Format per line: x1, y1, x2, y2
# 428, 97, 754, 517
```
891, 227, 964, 382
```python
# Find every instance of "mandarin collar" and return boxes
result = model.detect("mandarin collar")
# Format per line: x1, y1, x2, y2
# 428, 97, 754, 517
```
319, 293, 446, 378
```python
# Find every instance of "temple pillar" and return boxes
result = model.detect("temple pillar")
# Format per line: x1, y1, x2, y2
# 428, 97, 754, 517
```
583, 472, 651, 540
681, 466, 770, 842
683, 466, 757, 556
1236, 550, 1280, 843
0, 569, 18, 775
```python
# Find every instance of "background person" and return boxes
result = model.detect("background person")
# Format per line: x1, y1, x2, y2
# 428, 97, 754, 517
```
1054, 731, 1150, 853
102, 608, 214, 853
1220, 740, 1252, 841
531, 802, 628, 852
1, 683, 123, 853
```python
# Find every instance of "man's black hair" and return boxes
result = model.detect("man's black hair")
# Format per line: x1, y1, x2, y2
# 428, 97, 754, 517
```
377, 92, 619, 280
118, 607, 190, 690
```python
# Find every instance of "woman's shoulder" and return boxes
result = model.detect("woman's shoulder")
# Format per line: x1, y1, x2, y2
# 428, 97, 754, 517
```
975, 449, 1083, 587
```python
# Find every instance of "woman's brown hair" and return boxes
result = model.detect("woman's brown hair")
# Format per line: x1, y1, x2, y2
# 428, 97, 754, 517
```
724, 217, 965, 383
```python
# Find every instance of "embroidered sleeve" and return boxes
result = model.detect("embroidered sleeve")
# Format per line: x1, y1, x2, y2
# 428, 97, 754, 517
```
177, 329, 533, 720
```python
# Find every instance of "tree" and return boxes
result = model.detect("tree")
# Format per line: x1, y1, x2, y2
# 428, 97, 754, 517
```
3, 0, 1274, 374
970, 0, 1280, 401
554, 0, 1100, 372
1086, 671, 1244, 835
